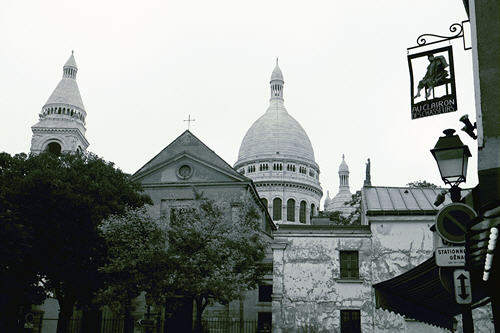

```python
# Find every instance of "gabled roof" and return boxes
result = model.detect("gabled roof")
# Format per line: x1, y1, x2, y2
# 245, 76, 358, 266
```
362, 186, 471, 215
132, 130, 247, 181
132, 130, 277, 232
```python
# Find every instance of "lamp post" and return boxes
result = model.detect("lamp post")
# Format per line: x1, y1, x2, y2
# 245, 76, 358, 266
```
430, 129, 471, 202
431, 128, 474, 333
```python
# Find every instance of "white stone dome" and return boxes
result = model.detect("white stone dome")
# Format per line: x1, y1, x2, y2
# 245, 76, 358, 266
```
234, 61, 322, 225
237, 102, 316, 165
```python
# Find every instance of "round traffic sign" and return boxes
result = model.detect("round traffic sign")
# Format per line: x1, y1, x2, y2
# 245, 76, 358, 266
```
435, 203, 476, 244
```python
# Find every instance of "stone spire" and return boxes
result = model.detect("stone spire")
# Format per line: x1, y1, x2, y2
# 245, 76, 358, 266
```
363, 158, 372, 187
270, 58, 284, 101
30, 52, 89, 154
338, 154, 350, 192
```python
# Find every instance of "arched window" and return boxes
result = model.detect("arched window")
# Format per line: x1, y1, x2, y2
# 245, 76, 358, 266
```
310, 203, 316, 218
299, 201, 307, 223
261, 198, 268, 213
287, 199, 295, 222
273, 198, 282, 221
46, 142, 61, 155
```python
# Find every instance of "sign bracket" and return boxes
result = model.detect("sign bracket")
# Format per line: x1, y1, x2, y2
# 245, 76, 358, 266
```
408, 21, 471, 52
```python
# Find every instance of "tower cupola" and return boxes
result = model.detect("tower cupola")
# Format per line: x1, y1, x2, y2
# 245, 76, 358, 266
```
339, 154, 350, 191
30, 52, 89, 154
63, 51, 78, 79
270, 58, 284, 101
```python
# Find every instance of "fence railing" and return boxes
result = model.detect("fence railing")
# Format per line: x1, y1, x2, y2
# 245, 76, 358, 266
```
36, 318, 267, 333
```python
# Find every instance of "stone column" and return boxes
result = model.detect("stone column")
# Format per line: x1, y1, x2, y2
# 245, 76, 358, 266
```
271, 241, 287, 333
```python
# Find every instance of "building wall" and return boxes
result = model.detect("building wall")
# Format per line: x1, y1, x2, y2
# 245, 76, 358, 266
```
271, 216, 456, 333
272, 226, 372, 332
367, 215, 443, 332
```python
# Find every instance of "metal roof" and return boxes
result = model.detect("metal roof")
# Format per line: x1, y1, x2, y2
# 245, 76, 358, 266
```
362, 186, 471, 215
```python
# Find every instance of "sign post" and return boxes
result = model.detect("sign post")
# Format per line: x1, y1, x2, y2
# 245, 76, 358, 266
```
434, 203, 476, 333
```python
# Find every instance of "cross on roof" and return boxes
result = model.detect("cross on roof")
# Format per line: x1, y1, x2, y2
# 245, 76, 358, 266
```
184, 114, 196, 130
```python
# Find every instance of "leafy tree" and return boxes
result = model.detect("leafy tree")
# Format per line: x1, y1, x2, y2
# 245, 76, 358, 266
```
98, 207, 169, 333
344, 190, 362, 225
0, 151, 151, 333
0, 153, 47, 332
165, 191, 268, 333
406, 180, 438, 189
319, 191, 362, 226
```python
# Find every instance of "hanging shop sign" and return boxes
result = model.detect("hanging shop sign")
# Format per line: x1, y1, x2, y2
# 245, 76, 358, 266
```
408, 46, 457, 120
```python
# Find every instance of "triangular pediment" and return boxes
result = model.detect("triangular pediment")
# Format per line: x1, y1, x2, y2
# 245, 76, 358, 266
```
132, 131, 248, 184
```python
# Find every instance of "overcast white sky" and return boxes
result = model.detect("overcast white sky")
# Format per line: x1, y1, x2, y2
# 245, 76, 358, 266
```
0, 0, 477, 207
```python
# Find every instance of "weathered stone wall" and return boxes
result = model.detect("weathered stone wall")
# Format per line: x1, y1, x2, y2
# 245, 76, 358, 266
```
369, 216, 435, 284
369, 215, 444, 332
271, 218, 460, 333
272, 227, 372, 332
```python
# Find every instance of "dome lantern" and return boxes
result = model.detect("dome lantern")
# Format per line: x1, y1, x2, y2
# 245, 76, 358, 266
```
270, 58, 284, 101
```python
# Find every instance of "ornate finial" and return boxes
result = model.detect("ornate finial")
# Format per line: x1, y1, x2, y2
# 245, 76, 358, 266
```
71, 50, 74, 55
342, 154, 345, 160
184, 114, 196, 130
276, 57, 278, 66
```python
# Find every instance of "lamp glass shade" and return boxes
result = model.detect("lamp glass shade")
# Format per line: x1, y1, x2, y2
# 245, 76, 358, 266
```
431, 129, 471, 186
433, 146, 469, 184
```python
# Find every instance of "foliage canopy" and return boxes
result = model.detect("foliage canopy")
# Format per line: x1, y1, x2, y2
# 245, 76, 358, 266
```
165, 190, 268, 332
0, 151, 151, 333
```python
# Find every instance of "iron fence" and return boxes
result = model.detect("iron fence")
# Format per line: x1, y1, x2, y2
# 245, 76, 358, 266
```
35, 318, 265, 333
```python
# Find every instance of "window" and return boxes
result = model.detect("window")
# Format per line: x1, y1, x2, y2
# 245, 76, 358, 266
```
258, 285, 272, 302
46, 142, 61, 155
340, 310, 361, 333
259, 163, 269, 171
273, 163, 282, 171
287, 164, 296, 172
340, 251, 359, 280
170, 207, 196, 225
287, 199, 295, 222
299, 201, 306, 223
299, 166, 307, 174
261, 198, 268, 208
261, 198, 268, 212
248, 165, 256, 173
309, 170, 315, 177
310, 204, 315, 218
273, 198, 282, 220
258, 312, 272, 332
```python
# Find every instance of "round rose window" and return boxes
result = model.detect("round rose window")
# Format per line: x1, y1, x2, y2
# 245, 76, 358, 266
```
178, 165, 192, 179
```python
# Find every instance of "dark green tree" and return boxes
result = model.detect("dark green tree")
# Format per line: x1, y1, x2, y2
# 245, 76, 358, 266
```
165, 191, 268, 333
0, 153, 47, 332
406, 180, 439, 188
319, 191, 362, 226
0, 151, 151, 333
98, 207, 169, 333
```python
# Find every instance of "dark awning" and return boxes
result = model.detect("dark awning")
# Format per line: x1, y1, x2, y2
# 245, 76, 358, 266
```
373, 256, 489, 330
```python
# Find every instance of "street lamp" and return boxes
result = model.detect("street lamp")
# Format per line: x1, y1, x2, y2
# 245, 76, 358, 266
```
431, 129, 471, 202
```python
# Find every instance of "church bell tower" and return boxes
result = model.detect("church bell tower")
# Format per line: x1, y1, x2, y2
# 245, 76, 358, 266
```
30, 52, 89, 154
